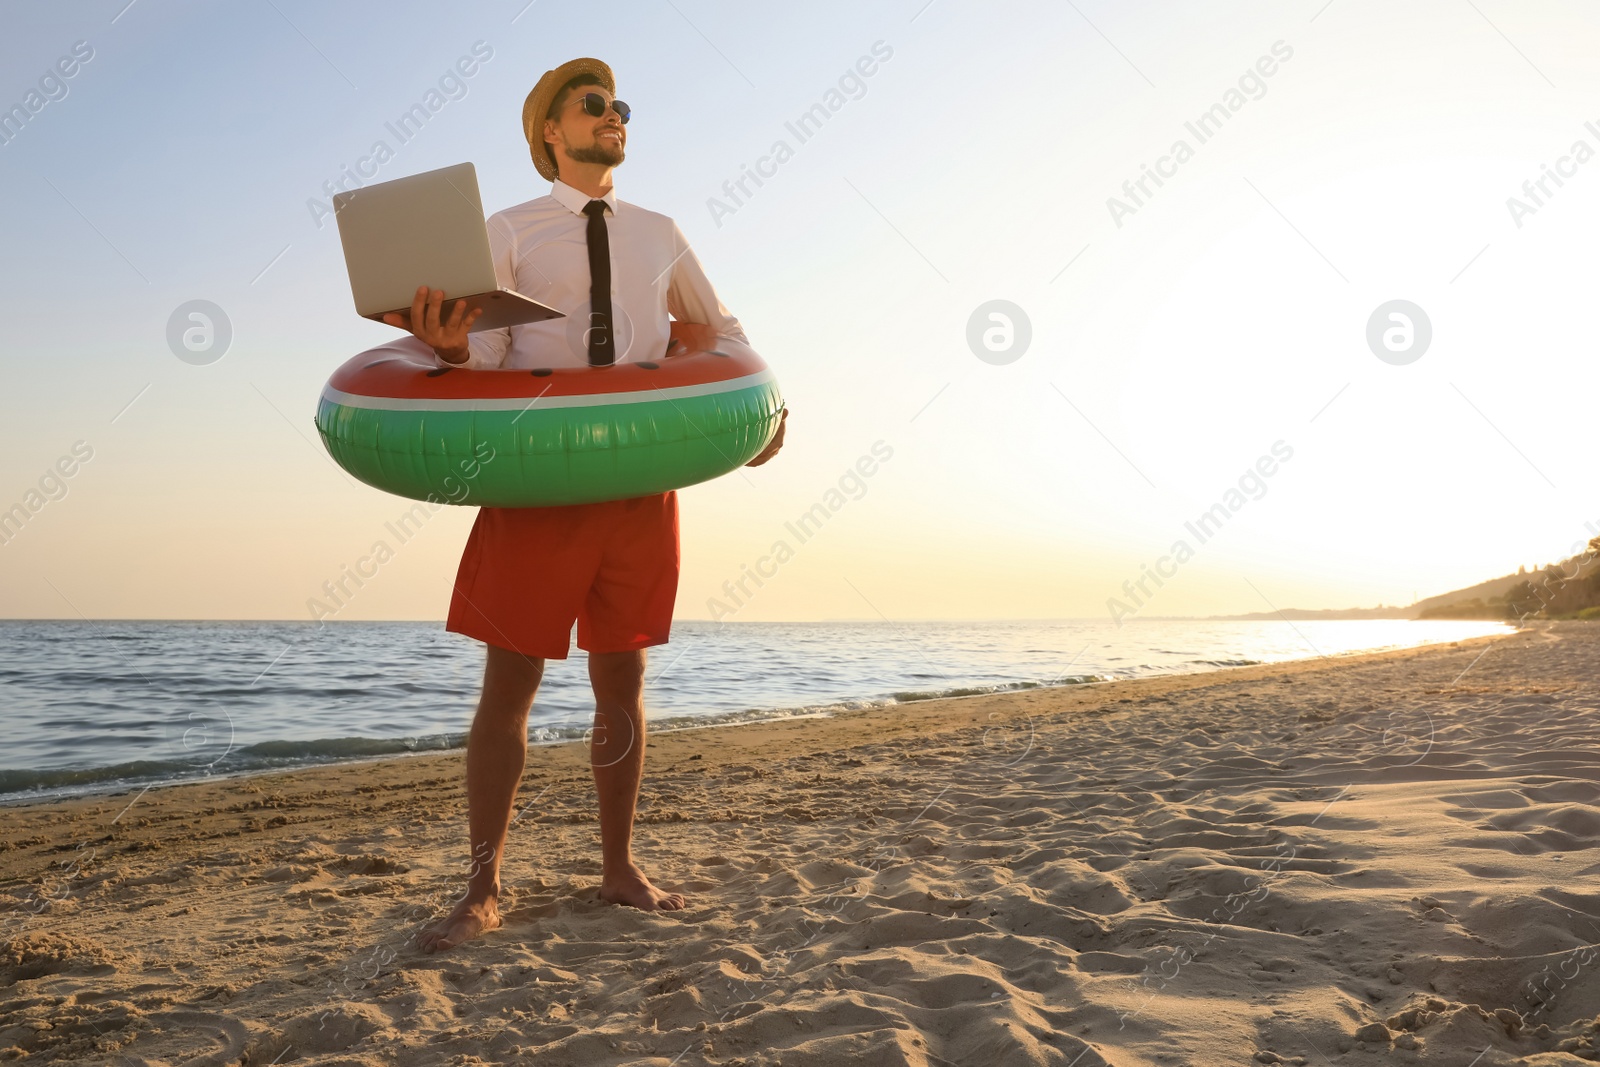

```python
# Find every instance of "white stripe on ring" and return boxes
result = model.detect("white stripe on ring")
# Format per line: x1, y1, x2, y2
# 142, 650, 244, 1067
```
320, 368, 775, 412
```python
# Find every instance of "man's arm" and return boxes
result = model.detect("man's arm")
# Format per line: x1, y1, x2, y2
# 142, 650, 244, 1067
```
665, 221, 748, 345
663, 221, 785, 467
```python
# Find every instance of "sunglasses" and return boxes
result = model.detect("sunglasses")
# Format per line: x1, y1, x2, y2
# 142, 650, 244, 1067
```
562, 92, 630, 124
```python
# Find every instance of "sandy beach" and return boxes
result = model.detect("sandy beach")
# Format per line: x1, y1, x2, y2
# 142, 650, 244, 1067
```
4, 621, 1599, 1065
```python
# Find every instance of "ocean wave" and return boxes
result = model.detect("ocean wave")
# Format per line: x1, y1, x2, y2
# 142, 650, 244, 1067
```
0, 758, 219, 797
0, 736, 470, 803
0, 705, 869, 804
0, 682, 1107, 804
890, 674, 1111, 704
237, 735, 465, 759
0, 619, 1512, 805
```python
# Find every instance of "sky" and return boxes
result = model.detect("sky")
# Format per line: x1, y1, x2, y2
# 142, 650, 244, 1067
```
2, 0, 1598, 624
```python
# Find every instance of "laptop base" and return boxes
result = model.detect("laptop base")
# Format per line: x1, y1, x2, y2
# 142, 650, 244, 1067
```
369, 289, 564, 334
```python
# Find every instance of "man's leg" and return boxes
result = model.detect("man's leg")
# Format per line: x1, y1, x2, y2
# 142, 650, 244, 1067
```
417, 643, 545, 952
589, 648, 686, 911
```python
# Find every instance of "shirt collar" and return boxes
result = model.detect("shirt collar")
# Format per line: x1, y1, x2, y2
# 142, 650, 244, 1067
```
551, 178, 617, 216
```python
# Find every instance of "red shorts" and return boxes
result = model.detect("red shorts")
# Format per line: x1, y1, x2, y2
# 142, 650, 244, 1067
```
445, 491, 680, 659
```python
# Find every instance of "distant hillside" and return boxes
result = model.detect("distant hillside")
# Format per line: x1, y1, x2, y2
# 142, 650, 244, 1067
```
1416, 541, 1600, 620
1411, 568, 1549, 617
1211, 537, 1600, 622
1210, 606, 1412, 621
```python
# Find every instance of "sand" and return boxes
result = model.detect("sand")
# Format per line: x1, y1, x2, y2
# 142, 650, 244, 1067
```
4, 621, 1600, 1066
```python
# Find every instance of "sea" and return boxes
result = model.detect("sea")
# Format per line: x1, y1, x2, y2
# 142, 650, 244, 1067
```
0, 618, 1512, 805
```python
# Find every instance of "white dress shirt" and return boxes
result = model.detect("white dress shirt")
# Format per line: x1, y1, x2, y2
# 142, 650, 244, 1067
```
440, 178, 747, 369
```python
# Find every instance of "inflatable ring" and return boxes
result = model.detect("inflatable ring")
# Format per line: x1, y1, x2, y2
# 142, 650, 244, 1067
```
314, 322, 783, 507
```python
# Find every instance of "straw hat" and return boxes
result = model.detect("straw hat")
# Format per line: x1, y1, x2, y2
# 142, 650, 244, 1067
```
521, 57, 616, 182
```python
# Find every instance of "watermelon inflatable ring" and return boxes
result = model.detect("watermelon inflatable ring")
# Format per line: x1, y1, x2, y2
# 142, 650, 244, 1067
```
314, 322, 784, 507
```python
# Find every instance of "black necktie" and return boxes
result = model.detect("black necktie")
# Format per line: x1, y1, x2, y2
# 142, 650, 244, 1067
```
582, 199, 615, 366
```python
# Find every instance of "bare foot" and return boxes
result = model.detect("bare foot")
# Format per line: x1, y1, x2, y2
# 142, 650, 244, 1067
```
600, 863, 686, 911
416, 892, 502, 953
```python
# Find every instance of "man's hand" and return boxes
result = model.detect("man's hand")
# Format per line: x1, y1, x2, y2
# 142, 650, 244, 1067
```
746, 406, 787, 467
383, 286, 483, 364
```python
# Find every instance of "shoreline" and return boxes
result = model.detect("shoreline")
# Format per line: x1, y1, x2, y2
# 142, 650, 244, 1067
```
0, 626, 1512, 812
0, 626, 1512, 824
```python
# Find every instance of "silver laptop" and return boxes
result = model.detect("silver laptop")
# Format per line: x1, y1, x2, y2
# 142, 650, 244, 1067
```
333, 162, 563, 333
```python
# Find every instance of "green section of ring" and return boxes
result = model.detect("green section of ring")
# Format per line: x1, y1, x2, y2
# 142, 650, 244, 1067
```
315, 379, 783, 507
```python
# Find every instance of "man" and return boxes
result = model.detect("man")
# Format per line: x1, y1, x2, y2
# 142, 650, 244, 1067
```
398, 58, 786, 953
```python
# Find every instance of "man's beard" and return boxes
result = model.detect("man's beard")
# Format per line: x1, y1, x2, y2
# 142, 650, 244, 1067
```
566, 140, 624, 167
